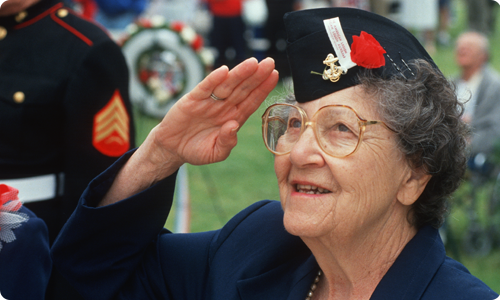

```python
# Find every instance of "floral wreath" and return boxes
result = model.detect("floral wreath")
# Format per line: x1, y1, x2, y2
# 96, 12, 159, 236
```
119, 16, 214, 109
0, 185, 28, 252
120, 16, 213, 65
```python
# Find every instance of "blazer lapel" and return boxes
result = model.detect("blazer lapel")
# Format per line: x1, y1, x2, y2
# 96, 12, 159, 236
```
237, 255, 318, 300
370, 226, 445, 300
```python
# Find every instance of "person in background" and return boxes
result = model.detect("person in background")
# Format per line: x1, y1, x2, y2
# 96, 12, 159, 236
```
369, 0, 390, 17
0, 184, 51, 300
453, 31, 500, 161
0, 0, 135, 298
52, 7, 498, 300
437, 0, 451, 46
205, 0, 247, 69
398, 0, 439, 54
330, 0, 369, 10
93, 0, 147, 37
466, 0, 498, 35
70, 0, 99, 20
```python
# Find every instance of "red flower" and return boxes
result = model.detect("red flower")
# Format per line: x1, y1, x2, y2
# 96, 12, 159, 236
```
140, 19, 152, 29
350, 31, 386, 69
0, 184, 22, 212
191, 35, 204, 51
171, 21, 184, 32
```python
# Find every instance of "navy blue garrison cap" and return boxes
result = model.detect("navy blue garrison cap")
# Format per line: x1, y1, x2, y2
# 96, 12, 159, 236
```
284, 7, 438, 103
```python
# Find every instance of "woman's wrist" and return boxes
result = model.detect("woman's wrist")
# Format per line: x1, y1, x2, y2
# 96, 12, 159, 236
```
137, 129, 185, 184
98, 131, 184, 207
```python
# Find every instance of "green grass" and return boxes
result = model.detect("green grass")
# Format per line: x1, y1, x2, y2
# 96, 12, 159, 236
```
132, 0, 500, 293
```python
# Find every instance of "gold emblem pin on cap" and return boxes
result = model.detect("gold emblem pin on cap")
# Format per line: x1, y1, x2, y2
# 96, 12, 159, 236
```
322, 54, 344, 82
311, 53, 345, 83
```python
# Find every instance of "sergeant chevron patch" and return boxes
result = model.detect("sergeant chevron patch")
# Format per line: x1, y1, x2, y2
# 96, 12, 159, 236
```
93, 90, 130, 157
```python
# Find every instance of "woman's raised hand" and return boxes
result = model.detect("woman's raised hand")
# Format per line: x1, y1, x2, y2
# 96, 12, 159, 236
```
145, 57, 278, 171
99, 57, 278, 205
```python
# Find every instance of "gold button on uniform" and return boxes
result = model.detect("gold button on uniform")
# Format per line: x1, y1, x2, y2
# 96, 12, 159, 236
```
15, 11, 27, 23
0, 27, 6, 40
57, 9, 68, 18
13, 92, 25, 103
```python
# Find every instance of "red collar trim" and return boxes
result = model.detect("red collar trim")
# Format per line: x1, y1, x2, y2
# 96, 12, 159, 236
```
14, 2, 63, 30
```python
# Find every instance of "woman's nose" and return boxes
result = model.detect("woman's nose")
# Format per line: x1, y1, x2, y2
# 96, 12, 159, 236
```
289, 125, 325, 168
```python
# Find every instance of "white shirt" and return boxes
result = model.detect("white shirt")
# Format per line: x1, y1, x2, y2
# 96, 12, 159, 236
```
456, 70, 484, 120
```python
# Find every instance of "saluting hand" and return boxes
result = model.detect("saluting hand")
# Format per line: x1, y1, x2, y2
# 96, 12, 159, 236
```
147, 57, 278, 170
99, 57, 278, 206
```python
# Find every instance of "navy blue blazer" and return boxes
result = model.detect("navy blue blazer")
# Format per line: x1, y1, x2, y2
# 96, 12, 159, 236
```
0, 206, 51, 300
52, 152, 499, 300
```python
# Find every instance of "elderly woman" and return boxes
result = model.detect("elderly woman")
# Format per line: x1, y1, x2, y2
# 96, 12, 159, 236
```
52, 8, 498, 300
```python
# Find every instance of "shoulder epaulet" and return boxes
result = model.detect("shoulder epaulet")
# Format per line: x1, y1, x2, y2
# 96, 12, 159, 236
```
14, 3, 93, 46
51, 8, 93, 46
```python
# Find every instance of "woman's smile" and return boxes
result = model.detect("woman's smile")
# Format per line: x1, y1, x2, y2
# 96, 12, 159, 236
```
294, 184, 333, 195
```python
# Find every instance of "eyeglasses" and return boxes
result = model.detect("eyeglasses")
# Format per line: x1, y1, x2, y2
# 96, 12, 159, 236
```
261, 103, 395, 158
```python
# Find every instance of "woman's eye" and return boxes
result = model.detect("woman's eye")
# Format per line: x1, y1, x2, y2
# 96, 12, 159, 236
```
337, 123, 351, 132
288, 117, 302, 128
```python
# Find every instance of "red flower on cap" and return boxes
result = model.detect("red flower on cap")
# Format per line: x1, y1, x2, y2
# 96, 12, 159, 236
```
351, 31, 386, 69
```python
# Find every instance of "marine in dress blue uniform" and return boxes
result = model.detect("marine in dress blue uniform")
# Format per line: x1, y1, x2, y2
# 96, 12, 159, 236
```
0, 0, 135, 245
0, 1, 135, 298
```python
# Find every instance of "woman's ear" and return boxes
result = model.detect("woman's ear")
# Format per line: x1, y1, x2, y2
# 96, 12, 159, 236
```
397, 167, 432, 206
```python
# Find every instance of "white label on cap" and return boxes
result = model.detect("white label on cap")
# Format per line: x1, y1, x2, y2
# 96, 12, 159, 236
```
323, 17, 357, 72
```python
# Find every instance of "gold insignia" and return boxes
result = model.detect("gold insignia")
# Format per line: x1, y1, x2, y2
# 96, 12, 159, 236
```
93, 90, 130, 157
311, 53, 346, 83
322, 54, 344, 82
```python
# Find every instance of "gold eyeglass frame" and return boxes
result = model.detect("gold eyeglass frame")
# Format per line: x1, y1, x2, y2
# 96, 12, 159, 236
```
261, 103, 396, 158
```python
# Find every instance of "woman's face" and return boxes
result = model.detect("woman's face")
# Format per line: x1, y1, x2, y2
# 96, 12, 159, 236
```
275, 86, 415, 240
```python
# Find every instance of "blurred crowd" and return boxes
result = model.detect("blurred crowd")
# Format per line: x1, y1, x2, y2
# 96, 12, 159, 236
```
67, 0, 498, 74
68, 0, 500, 174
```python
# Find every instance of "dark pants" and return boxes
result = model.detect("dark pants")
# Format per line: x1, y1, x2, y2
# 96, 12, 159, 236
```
210, 15, 247, 69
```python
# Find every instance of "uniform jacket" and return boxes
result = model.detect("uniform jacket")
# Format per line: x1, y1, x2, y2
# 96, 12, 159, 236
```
452, 66, 500, 156
0, 0, 135, 241
52, 152, 499, 300
0, 206, 51, 300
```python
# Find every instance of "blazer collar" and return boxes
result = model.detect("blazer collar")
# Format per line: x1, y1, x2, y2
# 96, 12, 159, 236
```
371, 226, 445, 300
237, 255, 319, 300
237, 226, 444, 300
